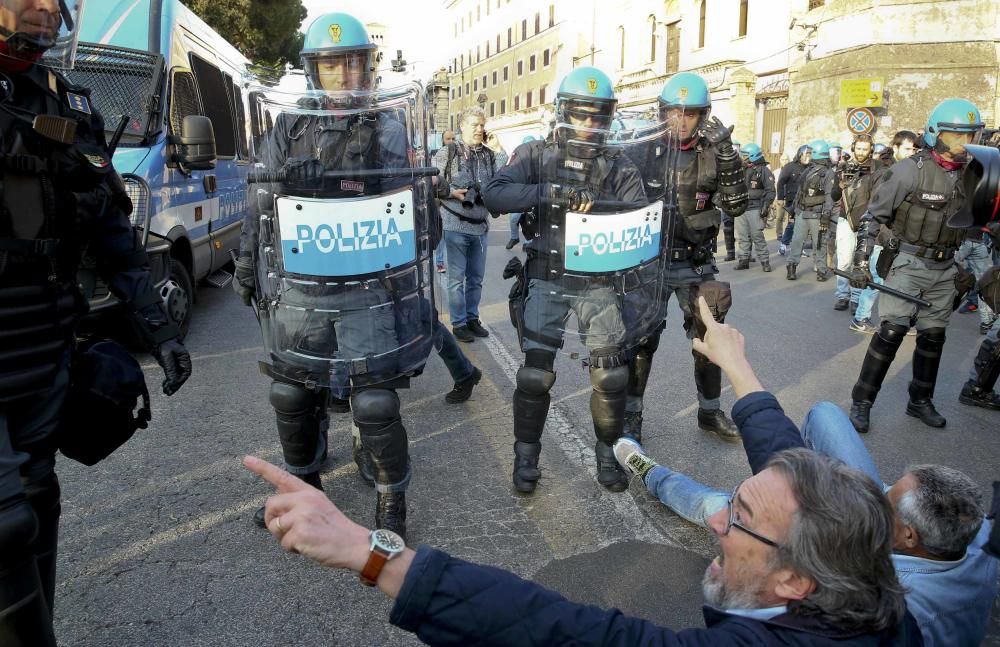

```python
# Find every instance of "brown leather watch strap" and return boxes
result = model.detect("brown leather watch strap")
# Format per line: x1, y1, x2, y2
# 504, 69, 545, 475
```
359, 549, 389, 587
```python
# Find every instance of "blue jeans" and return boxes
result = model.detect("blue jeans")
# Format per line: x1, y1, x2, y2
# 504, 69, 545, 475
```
435, 244, 445, 267
956, 238, 996, 324
854, 245, 884, 321
433, 318, 474, 382
645, 401, 885, 525
444, 230, 487, 327
781, 221, 795, 245
508, 213, 522, 242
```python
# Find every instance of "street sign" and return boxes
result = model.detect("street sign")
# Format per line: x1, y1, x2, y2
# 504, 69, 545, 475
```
847, 107, 876, 135
839, 78, 883, 109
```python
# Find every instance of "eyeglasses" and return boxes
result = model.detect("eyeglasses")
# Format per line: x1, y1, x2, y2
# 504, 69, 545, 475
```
725, 482, 783, 549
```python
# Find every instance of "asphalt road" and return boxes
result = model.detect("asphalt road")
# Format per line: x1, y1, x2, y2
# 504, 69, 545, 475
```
54, 222, 1000, 646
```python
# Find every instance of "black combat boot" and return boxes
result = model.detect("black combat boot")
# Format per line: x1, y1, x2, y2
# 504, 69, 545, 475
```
595, 441, 628, 492
622, 411, 643, 444
906, 328, 947, 428
761, 260, 772, 272
786, 263, 797, 280
959, 337, 1000, 410
849, 400, 873, 433
697, 408, 740, 441
254, 471, 322, 528
735, 258, 750, 270
376, 491, 407, 542
445, 366, 482, 403
352, 434, 375, 486
959, 381, 1000, 410
512, 441, 542, 493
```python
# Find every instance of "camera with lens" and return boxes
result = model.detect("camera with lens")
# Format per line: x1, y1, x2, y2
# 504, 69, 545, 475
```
840, 160, 868, 183
461, 182, 483, 209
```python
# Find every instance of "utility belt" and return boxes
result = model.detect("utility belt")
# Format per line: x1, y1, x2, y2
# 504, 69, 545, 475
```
896, 241, 956, 262
259, 358, 413, 391
665, 243, 714, 266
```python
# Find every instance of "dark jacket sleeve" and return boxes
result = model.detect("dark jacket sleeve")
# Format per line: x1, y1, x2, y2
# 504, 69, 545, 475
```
390, 546, 761, 647
481, 143, 546, 214
762, 167, 776, 210
731, 392, 806, 474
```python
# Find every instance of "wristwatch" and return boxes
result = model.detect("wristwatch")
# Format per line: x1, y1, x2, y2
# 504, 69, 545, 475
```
359, 528, 406, 587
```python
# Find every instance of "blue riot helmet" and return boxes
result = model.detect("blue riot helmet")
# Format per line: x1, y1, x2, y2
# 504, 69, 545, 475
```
924, 98, 984, 154
301, 12, 379, 93
658, 72, 711, 142
741, 143, 764, 164
796, 144, 812, 163
873, 143, 887, 155
521, 135, 538, 145
808, 139, 830, 160
554, 66, 617, 152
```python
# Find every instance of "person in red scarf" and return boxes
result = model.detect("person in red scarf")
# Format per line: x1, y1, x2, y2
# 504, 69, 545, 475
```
848, 98, 984, 433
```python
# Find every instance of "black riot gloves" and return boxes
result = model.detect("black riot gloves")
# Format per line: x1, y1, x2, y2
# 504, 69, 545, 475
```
850, 263, 874, 290
232, 254, 256, 306
283, 159, 325, 185
699, 116, 736, 157
550, 183, 595, 212
152, 338, 192, 396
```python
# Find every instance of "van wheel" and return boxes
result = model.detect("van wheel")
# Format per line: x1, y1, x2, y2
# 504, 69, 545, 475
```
161, 259, 193, 340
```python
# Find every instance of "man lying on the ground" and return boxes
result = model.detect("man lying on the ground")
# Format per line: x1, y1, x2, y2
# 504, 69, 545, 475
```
243, 449, 921, 645
613, 297, 997, 647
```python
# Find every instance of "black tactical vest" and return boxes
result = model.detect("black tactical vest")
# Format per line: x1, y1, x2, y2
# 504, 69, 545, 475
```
796, 163, 828, 210
747, 165, 766, 205
841, 160, 877, 231
660, 144, 723, 250
0, 66, 120, 401
283, 113, 380, 197
892, 152, 965, 249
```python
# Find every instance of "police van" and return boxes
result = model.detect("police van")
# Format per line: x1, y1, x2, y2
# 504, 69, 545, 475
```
66, 0, 251, 337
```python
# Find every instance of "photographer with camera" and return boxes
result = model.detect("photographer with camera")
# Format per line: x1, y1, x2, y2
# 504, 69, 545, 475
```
434, 108, 507, 342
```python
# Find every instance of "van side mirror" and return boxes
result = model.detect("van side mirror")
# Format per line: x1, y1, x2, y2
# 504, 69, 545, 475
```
175, 115, 216, 170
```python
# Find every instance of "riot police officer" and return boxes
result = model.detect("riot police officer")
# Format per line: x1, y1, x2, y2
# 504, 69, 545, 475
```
483, 67, 657, 493
236, 13, 439, 538
848, 98, 985, 432
787, 139, 835, 281
623, 72, 747, 442
0, 2, 191, 643
736, 143, 773, 272
961, 260, 1000, 410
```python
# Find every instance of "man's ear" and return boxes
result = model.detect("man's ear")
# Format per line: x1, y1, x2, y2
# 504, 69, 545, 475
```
773, 568, 816, 601
899, 524, 921, 549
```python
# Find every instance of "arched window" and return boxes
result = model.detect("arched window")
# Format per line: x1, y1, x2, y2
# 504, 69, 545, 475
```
649, 15, 657, 62
699, 1, 706, 48
618, 26, 625, 69
739, 0, 748, 37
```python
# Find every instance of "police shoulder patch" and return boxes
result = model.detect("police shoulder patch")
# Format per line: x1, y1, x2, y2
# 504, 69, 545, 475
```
66, 92, 91, 114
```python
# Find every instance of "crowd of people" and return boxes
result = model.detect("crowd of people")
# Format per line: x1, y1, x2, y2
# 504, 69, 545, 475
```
2, 2, 999, 645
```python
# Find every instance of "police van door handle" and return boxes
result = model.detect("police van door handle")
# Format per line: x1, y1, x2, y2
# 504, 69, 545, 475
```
203, 175, 217, 193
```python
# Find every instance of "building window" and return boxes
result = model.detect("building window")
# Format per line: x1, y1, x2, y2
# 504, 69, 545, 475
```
487, 42, 491, 57
529, 54, 536, 72
477, 46, 481, 63
698, 1, 706, 48
451, 88, 455, 100
738, 0, 748, 37
461, 16, 464, 32
482, 74, 487, 88
458, 85, 462, 97
497, 34, 501, 51
454, 23, 458, 37
500, 98, 506, 114
526, 90, 533, 108
507, 27, 512, 47
465, 82, 470, 95
514, 95, 520, 110
486, 0, 490, 16
490, 102, 495, 117
473, 78, 478, 91
517, 59, 523, 77
535, 12, 540, 34
492, 70, 498, 84
503, 65, 509, 81
666, 22, 679, 74
521, 19, 527, 40
476, 5, 480, 21
543, 49, 550, 66
539, 85, 546, 104
617, 26, 625, 69
649, 15, 657, 62
549, 4, 555, 27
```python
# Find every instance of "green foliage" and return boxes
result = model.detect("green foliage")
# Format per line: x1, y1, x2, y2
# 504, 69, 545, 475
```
180, 0, 307, 67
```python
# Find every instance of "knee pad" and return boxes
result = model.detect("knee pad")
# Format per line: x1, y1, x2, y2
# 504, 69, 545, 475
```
0, 495, 38, 557
352, 389, 401, 426
269, 381, 314, 416
516, 365, 556, 395
878, 322, 910, 346
590, 364, 629, 393
916, 327, 946, 349
524, 349, 555, 372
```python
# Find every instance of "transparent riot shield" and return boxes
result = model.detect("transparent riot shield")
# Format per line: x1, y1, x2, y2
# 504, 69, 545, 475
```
247, 81, 438, 389
518, 121, 668, 366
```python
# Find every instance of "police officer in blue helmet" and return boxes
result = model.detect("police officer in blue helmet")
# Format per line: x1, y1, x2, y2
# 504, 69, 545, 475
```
735, 143, 774, 272
620, 71, 747, 444
484, 66, 655, 494
848, 98, 985, 432
237, 12, 475, 540
787, 138, 835, 280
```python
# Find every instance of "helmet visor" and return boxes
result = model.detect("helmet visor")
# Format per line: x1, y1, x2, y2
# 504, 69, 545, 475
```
303, 50, 376, 93
0, 0, 84, 69
937, 123, 984, 146
658, 104, 707, 141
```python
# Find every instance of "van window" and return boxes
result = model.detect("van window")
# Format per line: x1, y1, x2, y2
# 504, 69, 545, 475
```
189, 54, 236, 158
169, 69, 204, 135
228, 79, 249, 160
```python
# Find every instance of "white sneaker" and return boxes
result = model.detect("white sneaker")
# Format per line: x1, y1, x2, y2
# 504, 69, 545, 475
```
612, 437, 658, 482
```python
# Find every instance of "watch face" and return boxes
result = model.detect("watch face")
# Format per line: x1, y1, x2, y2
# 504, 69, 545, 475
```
372, 529, 405, 553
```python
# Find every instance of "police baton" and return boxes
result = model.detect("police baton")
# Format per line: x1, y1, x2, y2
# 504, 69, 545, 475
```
830, 269, 933, 308
247, 167, 440, 184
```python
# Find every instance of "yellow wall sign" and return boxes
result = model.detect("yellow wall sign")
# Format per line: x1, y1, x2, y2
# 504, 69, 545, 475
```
839, 78, 883, 109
